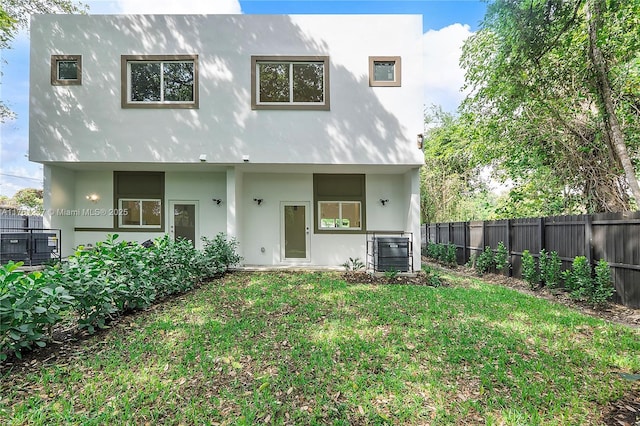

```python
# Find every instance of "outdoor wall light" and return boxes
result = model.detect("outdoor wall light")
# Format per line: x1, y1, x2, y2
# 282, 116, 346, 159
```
417, 133, 424, 150
212, 198, 222, 205
199, 154, 207, 162
253, 198, 263, 205
380, 198, 389, 206
86, 193, 100, 203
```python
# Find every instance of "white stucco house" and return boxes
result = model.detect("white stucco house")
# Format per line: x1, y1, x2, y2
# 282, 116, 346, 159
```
29, 14, 424, 270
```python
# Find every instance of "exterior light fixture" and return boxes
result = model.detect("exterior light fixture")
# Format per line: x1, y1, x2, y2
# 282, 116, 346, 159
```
253, 198, 263, 205
417, 134, 424, 150
212, 198, 222, 205
380, 198, 389, 206
86, 193, 100, 203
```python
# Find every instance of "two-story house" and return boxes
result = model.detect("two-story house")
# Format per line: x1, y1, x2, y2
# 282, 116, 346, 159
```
29, 14, 424, 269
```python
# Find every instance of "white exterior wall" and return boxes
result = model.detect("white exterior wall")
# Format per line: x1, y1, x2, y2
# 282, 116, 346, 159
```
29, 14, 423, 168
30, 14, 424, 268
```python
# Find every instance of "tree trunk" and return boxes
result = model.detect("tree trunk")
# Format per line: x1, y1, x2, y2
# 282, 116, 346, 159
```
586, 0, 640, 209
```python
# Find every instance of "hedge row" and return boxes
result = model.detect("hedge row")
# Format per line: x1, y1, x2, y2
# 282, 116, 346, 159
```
0, 233, 241, 362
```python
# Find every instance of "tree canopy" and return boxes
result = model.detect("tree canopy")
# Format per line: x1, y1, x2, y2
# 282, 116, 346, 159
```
455, 0, 640, 215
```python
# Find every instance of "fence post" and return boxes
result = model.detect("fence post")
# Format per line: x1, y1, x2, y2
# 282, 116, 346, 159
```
506, 219, 512, 277
584, 215, 593, 265
538, 217, 545, 255
463, 222, 469, 265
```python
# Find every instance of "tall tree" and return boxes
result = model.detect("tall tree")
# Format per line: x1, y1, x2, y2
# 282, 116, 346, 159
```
0, 0, 86, 122
461, 0, 640, 212
421, 106, 495, 222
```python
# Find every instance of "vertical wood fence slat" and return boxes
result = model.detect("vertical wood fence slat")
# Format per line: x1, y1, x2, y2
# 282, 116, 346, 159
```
422, 212, 640, 308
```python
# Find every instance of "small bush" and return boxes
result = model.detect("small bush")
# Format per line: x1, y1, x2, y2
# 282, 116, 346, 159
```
342, 257, 365, 271
592, 259, 614, 308
475, 246, 494, 275
423, 265, 443, 287
445, 244, 457, 266
494, 241, 510, 273
542, 250, 562, 288
384, 268, 399, 281
565, 256, 592, 299
565, 257, 614, 308
196, 233, 242, 279
522, 250, 539, 289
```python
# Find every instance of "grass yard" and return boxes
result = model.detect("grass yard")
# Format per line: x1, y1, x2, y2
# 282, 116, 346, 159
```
1, 271, 638, 425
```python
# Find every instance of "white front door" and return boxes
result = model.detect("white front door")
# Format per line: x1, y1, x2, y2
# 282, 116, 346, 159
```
169, 201, 199, 247
281, 202, 310, 262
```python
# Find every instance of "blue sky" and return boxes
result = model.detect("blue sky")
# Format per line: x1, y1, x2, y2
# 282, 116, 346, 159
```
0, 0, 487, 197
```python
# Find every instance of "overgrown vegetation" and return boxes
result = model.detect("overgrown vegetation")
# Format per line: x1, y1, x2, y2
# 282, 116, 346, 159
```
1, 272, 637, 424
0, 233, 241, 361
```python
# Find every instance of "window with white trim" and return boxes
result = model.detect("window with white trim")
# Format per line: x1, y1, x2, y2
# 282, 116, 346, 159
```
118, 199, 162, 228
121, 55, 198, 108
313, 174, 366, 234
114, 171, 164, 231
319, 201, 362, 230
251, 56, 330, 110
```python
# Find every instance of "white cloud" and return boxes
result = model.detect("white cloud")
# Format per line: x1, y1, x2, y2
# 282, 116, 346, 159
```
113, 0, 242, 14
423, 23, 474, 112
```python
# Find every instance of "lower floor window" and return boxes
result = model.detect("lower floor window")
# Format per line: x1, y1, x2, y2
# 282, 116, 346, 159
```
119, 199, 162, 228
319, 201, 361, 230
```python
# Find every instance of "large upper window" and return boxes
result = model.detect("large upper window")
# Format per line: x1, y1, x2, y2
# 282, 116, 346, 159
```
251, 56, 330, 110
121, 55, 198, 109
114, 172, 164, 230
51, 55, 82, 86
314, 174, 366, 233
369, 56, 401, 87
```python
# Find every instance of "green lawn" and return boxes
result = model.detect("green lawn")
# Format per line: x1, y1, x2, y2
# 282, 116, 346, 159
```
1, 271, 638, 425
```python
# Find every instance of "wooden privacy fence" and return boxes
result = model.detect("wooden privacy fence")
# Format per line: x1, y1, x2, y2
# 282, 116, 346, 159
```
422, 212, 640, 308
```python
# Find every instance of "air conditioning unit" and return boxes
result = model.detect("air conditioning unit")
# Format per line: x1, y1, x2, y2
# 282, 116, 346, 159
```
375, 237, 410, 272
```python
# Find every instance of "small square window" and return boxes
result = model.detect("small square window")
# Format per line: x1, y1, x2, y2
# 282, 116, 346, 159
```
369, 56, 401, 87
51, 55, 82, 86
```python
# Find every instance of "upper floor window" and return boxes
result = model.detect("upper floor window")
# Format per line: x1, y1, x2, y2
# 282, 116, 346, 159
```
251, 56, 330, 110
369, 56, 401, 87
51, 55, 82, 86
121, 55, 198, 109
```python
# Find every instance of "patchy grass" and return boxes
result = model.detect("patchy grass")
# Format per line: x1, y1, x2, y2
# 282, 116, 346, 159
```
1, 271, 638, 425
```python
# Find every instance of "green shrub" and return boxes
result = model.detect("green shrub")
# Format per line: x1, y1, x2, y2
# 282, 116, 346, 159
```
475, 246, 495, 275
541, 250, 562, 288
445, 244, 457, 266
196, 233, 242, 279
0, 262, 73, 361
383, 268, 399, 282
565, 257, 614, 308
423, 265, 443, 287
522, 250, 539, 289
150, 235, 200, 296
342, 257, 365, 271
494, 241, 510, 273
565, 256, 592, 299
592, 259, 614, 308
